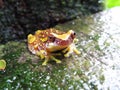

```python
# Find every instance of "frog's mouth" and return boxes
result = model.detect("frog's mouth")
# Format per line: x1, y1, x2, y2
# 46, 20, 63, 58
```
51, 30, 74, 40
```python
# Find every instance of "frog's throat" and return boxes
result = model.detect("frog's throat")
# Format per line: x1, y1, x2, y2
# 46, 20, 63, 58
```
46, 43, 67, 52
51, 30, 74, 40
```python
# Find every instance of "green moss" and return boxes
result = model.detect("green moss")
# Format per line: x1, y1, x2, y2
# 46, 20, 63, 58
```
0, 41, 101, 89
0, 41, 71, 89
0, 20, 105, 89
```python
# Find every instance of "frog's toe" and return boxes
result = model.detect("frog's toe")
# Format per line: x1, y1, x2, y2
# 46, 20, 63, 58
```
64, 53, 70, 57
56, 60, 61, 63
42, 62, 47, 66
73, 48, 80, 55
50, 56, 61, 64
62, 47, 69, 54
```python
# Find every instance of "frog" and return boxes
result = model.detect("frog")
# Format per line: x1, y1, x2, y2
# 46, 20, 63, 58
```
28, 28, 80, 65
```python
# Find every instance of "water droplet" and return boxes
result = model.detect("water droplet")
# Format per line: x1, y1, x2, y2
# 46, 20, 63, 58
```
68, 85, 73, 89
42, 84, 46, 87
73, 71, 77, 75
13, 76, 16, 80
6, 79, 13, 83
46, 76, 50, 80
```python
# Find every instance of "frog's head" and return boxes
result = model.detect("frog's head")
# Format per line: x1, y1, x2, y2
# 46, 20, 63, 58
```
47, 30, 76, 52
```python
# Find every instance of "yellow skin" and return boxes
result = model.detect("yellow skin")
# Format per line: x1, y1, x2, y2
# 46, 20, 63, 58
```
0, 59, 6, 70
28, 28, 80, 65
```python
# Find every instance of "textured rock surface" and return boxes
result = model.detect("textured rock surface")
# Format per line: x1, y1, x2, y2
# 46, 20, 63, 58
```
0, 7, 120, 89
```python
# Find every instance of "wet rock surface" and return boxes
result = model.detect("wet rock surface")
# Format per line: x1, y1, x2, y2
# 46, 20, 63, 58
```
0, 7, 120, 89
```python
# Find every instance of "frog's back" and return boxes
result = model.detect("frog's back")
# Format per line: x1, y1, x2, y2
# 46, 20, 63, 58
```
28, 28, 66, 55
35, 28, 64, 42
35, 28, 64, 37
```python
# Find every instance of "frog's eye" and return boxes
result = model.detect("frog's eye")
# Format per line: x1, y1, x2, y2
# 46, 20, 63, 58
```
48, 36, 56, 42
73, 32, 76, 36
71, 32, 76, 39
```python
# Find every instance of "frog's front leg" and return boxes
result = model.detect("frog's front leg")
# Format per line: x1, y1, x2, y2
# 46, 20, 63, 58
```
42, 56, 61, 65
62, 46, 71, 57
63, 44, 80, 57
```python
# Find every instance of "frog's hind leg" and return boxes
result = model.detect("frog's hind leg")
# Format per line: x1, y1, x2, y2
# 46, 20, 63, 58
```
42, 55, 62, 65
42, 57, 49, 66
37, 50, 46, 59
36, 50, 49, 66
50, 56, 61, 64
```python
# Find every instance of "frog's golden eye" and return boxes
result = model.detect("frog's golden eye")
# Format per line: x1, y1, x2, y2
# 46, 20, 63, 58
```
48, 36, 56, 42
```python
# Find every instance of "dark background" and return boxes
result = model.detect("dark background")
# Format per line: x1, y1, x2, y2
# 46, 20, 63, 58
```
0, 0, 103, 43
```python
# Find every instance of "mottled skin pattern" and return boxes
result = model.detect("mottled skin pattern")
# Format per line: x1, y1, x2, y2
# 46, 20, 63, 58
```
28, 28, 80, 65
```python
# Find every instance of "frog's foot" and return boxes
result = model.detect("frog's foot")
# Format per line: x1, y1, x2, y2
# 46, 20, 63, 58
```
50, 56, 61, 64
42, 58, 49, 66
63, 44, 80, 57
64, 53, 70, 57
64, 51, 71, 57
